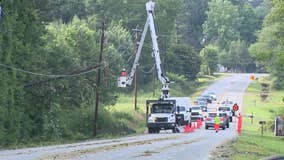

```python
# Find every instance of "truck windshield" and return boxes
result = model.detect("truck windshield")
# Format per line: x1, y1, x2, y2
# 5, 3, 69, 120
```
218, 107, 230, 111
191, 112, 200, 116
192, 107, 201, 110
152, 104, 173, 113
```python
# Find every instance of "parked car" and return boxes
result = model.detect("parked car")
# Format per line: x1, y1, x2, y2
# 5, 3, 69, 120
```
205, 112, 226, 130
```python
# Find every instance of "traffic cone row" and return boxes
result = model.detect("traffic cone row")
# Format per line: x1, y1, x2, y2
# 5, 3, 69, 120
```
184, 123, 192, 133
197, 119, 202, 128
184, 122, 195, 133
184, 119, 203, 133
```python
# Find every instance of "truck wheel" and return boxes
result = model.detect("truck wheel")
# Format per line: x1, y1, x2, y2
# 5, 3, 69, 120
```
148, 128, 153, 134
156, 129, 160, 133
172, 127, 177, 133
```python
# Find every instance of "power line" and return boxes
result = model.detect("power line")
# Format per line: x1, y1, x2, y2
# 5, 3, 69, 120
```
23, 63, 106, 88
0, 62, 105, 78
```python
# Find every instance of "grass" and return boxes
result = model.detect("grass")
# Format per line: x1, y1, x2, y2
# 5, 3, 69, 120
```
230, 77, 284, 160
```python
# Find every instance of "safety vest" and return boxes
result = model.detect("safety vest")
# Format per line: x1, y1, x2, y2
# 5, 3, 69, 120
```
214, 116, 220, 125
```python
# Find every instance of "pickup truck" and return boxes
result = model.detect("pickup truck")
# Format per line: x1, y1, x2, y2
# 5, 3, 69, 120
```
166, 97, 191, 126
218, 105, 233, 122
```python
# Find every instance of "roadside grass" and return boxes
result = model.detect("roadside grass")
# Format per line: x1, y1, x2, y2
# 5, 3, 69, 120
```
231, 77, 284, 160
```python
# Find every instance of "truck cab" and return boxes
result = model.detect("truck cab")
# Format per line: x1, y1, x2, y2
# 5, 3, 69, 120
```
146, 100, 178, 133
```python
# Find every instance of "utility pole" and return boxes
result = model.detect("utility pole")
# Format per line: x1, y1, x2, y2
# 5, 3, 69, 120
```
132, 26, 142, 111
94, 22, 105, 136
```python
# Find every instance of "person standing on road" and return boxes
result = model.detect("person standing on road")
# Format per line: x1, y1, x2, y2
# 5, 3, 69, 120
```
237, 113, 242, 134
214, 115, 220, 133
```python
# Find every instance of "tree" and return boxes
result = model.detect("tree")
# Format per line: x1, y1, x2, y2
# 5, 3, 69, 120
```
0, 0, 45, 145
177, 0, 208, 50
167, 44, 201, 79
203, 0, 241, 50
200, 45, 218, 75
249, 0, 284, 89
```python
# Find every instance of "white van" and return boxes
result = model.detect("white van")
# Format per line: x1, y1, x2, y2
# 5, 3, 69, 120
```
165, 97, 191, 125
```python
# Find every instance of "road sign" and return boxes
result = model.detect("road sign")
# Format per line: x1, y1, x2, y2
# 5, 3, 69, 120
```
233, 103, 239, 111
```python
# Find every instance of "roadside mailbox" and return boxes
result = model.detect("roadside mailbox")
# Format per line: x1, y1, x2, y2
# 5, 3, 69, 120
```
275, 117, 284, 136
259, 121, 266, 136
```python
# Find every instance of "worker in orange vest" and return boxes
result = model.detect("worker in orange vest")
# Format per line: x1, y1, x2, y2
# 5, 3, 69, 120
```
237, 113, 242, 134
214, 115, 220, 133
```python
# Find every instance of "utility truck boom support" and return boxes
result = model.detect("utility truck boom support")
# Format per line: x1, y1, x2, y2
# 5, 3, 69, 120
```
118, 0, 170, 98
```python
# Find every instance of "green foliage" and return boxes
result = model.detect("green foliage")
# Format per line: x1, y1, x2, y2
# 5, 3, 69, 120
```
200, 45, 218, 75
249, 0, 284, 89
177, 0, 208, 50
167, 44, 201, 79
228, 40, 255, 72
203, 0, 240, 50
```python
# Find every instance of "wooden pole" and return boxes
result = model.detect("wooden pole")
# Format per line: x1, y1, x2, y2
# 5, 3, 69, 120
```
94, 22, 105, 136
132, 26, 141, 111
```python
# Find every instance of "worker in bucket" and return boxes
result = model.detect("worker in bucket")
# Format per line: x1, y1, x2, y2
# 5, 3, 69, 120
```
214, 115, 220, 133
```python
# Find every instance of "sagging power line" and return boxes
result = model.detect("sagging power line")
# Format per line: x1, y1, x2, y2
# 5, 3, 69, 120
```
0, 62, 106, 78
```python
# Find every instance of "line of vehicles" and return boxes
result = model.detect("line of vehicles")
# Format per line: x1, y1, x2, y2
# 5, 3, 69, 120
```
205, 99, 236, 130
146, 93, 238, 133
146, 92, 224, 133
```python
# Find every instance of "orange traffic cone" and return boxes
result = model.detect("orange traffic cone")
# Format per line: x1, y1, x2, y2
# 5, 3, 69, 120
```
197, 119, 201, 128
184, 123, 190, 133
192, 122, 196, 130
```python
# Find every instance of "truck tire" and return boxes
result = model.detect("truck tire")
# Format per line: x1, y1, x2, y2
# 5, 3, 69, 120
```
155, 129, 160, 133
172, 127, 177, 133
148, 128, 153, 134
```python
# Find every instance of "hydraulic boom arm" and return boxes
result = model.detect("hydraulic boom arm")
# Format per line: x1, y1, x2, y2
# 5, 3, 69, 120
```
118, 0, 170, 98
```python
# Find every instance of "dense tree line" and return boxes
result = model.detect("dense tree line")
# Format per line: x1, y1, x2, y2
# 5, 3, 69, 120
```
249, 0, 284, 89
0, 0, 272, 146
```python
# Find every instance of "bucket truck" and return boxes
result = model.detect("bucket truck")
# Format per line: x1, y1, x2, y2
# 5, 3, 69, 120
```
118, 1, 182, 133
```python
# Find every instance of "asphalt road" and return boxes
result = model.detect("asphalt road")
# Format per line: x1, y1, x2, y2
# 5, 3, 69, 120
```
0, 73, 256, 160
